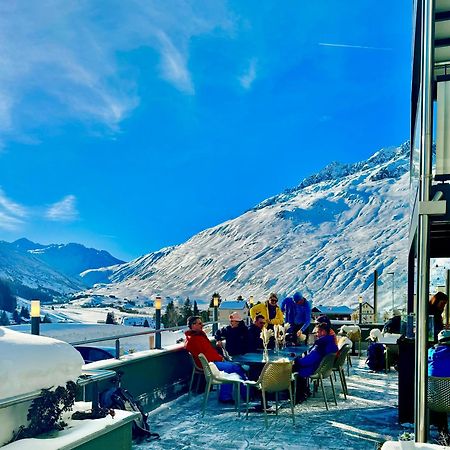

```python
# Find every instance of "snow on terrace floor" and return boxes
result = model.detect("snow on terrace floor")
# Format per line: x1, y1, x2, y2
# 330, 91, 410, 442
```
136, 358, 409, 450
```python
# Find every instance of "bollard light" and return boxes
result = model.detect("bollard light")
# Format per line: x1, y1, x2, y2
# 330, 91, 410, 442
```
31, 299, 40, 335
212, 294, 219, 334
155, 296, 162, 349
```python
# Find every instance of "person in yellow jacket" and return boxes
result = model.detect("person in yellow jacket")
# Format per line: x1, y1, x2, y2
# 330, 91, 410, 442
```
249, 292, 284, 327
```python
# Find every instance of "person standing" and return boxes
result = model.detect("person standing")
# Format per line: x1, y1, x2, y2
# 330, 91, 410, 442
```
281, 292, 311, 343
249, 293, 284, 328
429, 292, 449, 342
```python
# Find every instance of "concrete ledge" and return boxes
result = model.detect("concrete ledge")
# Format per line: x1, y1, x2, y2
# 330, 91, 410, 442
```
382, 441, 449, 449
3, 405, 138, 450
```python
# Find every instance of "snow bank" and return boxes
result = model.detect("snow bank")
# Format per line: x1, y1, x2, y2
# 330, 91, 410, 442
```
0, 327, 83, 399
0, 327, 84, 446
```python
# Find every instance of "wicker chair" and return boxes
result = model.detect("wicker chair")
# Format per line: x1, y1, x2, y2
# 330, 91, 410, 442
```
188, 352, 204, 397
198, 353, 245, 417
428, 376, 450, 413
332, 344, 351, 399
245, 361, 295, 429
309, 353, 337, 410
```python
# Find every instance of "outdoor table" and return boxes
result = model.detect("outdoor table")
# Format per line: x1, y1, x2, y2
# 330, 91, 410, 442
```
230, 346, 307, 365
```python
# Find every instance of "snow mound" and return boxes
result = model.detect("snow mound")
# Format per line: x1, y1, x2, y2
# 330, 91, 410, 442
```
0, 327, 84, 399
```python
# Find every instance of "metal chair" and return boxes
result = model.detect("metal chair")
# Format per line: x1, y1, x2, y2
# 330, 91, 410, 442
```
428, 376, 450, 413
309, 353, 337, 410
245, 361, 295, 429
188, 352, 204, 397
332, 344, 351, 399
198, 353, 245, 417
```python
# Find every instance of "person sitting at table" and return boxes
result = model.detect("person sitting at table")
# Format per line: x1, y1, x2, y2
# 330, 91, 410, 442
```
249, 292, 284, 328
185, 316, 247, 403
293, 322, 338, 403
428, 329, 450, 435
247, 314, 267, 353
315, 315, 337, 345
215, 312, 248, 356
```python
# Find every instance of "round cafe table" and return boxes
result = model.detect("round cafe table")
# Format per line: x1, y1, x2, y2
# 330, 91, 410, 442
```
230, 346, 307, 365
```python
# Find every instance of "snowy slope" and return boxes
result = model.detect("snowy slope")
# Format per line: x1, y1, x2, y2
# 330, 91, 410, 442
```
0, 241, 83, 298
83, 143, 413, 310
12, 238, 124, 278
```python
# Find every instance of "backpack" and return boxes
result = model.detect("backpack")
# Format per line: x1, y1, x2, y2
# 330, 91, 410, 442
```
366, 342, 385, 372
99, 387, 159, 441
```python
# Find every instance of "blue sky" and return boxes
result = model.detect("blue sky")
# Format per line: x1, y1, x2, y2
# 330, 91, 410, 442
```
0, 1, 411, 261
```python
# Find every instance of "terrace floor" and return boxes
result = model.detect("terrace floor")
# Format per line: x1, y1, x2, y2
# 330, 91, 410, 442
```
135, 357, 418, 450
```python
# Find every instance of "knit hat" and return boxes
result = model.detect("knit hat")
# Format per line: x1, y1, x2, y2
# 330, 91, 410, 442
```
293, 292, 304, 302
366, 328, 382, 341
229, 312, 242, 321
438, 329, 450, 344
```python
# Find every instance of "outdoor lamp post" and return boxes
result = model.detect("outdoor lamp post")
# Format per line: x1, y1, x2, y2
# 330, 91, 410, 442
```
358, 295, 363, 325
212, 294, 219, 334
387, 272, 395, 312
249, 295, 254, 306
155, 296, 162, 349
30, 299, 40, 336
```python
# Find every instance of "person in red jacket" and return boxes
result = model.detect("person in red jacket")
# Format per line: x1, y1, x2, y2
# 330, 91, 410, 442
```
185, 316, 246, 402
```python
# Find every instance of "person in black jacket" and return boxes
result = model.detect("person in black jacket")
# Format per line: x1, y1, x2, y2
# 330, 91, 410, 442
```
247, 314, 266, 353
215, 312, 248, 356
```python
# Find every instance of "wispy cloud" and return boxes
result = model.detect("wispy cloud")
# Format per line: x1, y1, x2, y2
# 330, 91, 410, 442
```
0, 187, 27, 230
319, 43, 392, 51
0, 1, 233, 143
239, 58, 257, 90
45, 195, 78, 222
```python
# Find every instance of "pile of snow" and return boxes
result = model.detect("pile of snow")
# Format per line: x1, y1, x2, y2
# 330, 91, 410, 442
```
0, 327, 84, 446
0, 327, 83, 399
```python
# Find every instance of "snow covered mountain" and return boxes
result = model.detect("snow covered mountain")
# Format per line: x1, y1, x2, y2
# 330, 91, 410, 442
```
12, 238, 124, 278
0, 241, 83, 300
83, 142, 413, 311
0, 239, 125, 300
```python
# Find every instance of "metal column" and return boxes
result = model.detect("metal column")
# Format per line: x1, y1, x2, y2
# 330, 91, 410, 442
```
414, 0, 435, 442
373, 269, 378, 322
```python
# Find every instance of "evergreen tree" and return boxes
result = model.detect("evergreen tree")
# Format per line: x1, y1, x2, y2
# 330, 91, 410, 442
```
20, 306, 30, 319
0, 310, 10, 325
42, 314, 52, 323
162, 301, 179, 327
143, 319, 150, 327
0, 279, 17, 312
193, 300, 199, 316
12, 309, 21, 324
106, 312, 116, 324
180, 298, 193, 325
200, 310, 209, 324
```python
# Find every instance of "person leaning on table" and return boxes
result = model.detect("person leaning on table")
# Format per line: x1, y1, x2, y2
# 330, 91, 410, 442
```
249, 292, 284, 328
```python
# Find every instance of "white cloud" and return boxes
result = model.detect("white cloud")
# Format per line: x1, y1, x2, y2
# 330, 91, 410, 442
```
319, 43, 392, 51
0, 188, 27, 230
0, 1, 233, 142
45, 195, 79, 222
239, 58, 257, 90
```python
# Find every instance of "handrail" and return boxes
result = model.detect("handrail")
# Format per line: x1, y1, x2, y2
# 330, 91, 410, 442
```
68, 321, 216, 350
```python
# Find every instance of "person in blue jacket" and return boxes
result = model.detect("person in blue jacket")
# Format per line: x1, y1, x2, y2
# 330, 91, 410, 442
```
281, 292, 312, 344
293, 322, 338, 402
428, 329, 450, 377
428, 329, 450, 435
